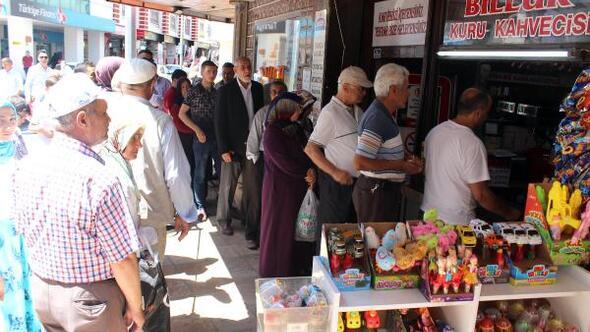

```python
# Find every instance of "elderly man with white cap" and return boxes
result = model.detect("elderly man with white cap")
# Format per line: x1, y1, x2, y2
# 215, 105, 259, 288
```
110, 58, 197, 259
304, 66, 372, 240
12, 73, 145, 331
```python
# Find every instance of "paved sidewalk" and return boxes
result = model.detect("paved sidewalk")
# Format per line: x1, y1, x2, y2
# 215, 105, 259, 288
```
163, 197, 259, 331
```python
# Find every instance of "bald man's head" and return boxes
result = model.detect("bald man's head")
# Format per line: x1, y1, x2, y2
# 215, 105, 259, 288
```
457, 88, 492, 116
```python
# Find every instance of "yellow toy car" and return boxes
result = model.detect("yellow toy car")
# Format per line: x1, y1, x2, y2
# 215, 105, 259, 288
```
346, 311, 361, 329
456, 225, 477, 247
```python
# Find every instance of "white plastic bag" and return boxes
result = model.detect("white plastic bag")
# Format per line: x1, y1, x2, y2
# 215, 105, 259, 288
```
295, 189, 319, 242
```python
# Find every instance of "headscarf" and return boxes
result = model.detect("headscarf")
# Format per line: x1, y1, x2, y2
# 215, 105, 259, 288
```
95, 56, 125, 91
553, 67, 590, 196
0, 102, 27, 164
266, 90, 317, 137
109, 120, 145, 154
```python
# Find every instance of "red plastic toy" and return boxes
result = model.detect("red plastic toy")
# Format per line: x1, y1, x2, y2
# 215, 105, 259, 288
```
363, 310, 381, 329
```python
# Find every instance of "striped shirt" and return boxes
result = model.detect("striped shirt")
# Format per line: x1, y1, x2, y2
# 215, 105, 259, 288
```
12, 134, 140, 283
356, 99, 405, 182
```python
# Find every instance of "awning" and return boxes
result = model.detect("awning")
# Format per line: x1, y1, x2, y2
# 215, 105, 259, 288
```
106, 0, 237, 23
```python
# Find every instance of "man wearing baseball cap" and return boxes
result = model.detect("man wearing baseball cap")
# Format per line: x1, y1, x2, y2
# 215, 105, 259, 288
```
305, 66, 372, 242
12, 73, 145, 331
110, 59, 197, 258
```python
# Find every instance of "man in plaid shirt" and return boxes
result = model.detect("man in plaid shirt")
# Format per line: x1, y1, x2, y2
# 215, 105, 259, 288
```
12, 73, 144, 331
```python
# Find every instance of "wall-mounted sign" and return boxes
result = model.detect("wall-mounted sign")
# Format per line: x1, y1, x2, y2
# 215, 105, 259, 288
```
372, 0, 429, 47
169, 13, 179, 37
148, 9, 162, 34
311, 9, 327, 107
444, 0, 590, 47
255, 21, 286, 34
10, 0, 114, 32
182, 16, 192, 40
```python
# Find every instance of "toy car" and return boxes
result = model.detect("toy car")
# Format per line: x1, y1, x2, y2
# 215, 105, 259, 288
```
520, 223, 543, 245
470, 219, 494, 239
346, 311, 361, 329
493, 223, 517, 244
456, 225, 477, 247
512, 224, 528, 245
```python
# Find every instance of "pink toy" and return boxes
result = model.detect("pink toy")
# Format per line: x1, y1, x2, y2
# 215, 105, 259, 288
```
571, 200, 590, 245
411, 221, 440, 237
447, 254, 462, 293
463, 256, 478, 293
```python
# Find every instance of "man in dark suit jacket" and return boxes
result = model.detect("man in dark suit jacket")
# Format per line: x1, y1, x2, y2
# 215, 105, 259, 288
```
215, 56, 264, 240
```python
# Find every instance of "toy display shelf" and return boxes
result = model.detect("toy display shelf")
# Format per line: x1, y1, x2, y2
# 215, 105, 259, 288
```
312, 257, 590, 332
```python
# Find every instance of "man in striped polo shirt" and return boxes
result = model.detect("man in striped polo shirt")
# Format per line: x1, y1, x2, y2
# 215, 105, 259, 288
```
352, 63, 423, 222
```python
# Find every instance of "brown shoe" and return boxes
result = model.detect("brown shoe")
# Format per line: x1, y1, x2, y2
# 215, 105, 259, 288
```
222, 223, 234, 236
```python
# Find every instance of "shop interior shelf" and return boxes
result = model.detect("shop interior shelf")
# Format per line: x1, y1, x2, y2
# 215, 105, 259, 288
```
479, 265, 590, 302
337, 287, 479, 312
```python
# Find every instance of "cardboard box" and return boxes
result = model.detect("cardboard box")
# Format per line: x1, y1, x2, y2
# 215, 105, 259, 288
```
524, 183, 590, 265
506, 232, 558, 286
320, 223, 371, 292
476, 251, 510, 284
419, 258, 475, 302
361, 222, 420, 290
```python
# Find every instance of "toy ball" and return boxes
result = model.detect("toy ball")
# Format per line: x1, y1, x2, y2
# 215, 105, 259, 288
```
485, 307, 501, 321
382, 229, 398, 250
509, 301, 526, 321
495, 317, 513, 332
547, 319, 565, 332
478, 317, 495, 332
497, 300, 510, 314
365, 226, 381, 250
375, 246, 396, 271
514, 319, 532, 332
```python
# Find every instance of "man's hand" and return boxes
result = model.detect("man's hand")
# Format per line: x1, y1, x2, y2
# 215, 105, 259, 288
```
0, 277, 4, 301
196, 130, 207, 144
403, 160, 423, 175
174, 215, 190, 242
305, 168, 316, 188
124, 305, 145, 332
222, 152, 233, 163
332, 169, 353, 186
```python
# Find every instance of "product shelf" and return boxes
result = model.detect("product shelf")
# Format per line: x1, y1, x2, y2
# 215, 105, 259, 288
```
479, 265, 590, 302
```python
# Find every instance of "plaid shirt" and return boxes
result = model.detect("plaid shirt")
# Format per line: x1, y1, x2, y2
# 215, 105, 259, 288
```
12, 134, 140, 284
183, 82, 217, 137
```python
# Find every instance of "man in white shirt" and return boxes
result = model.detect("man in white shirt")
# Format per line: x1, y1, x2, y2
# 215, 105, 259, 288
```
422, 87, 520, 224
305, 66, 372, 231
110, 58, 196, 258
0, 58, 24, 100
24, 50, 54, 105
137, 49, 171, 109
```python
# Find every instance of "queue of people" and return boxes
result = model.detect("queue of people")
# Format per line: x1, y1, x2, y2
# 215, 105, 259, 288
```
0, 47, 522, 331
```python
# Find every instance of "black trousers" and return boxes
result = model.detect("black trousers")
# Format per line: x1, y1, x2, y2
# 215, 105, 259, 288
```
352, 174, 403, 222
243, 156, 264, 242
178, 132, 195, 183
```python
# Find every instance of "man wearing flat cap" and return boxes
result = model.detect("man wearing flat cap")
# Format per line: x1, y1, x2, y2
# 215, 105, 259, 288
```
110, 58, 197, 258
12, 73, 145, 331
305, 66, 372, 242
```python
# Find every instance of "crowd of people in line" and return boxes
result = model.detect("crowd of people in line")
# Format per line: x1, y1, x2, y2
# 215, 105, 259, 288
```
0, 48, 521, 332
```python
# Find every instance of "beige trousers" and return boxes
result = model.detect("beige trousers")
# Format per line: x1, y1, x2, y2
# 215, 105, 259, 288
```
31, 275, 127, 332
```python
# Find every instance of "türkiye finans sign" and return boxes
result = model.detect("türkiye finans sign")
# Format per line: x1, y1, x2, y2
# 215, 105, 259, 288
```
443, 0, 590, 46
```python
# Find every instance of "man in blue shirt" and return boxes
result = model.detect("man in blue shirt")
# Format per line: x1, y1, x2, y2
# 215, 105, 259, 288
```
353, 63, 423, 222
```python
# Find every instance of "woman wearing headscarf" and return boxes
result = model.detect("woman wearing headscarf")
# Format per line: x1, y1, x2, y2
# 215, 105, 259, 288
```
99, 120, 169, 332
0, 102, 42, 332
163, 77, 195, 178
259, 91, 317, 278
95, 56, 125, 91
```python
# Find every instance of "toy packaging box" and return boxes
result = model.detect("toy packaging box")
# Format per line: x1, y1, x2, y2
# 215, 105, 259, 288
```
320, 223, 372, 291
361, 222, 420, 290
525, 183, 590, 265
476, 250, 510, 285
505, 232, 558, 286
418, 257, 475, 302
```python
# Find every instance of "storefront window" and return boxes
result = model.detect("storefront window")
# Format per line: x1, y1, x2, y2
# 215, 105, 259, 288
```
254, 16, 313, 91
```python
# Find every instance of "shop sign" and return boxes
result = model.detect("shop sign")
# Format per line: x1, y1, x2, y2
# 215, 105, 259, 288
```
169, 13, 179, 37
1, 0, 9, 17
444, 0, 590, 47
182, 16, 192, 40
255, 21, 286, 34
10, 0, 114, 32
311, 9, 327, 107
372, 0, 429, 47
148, 9, 162, 34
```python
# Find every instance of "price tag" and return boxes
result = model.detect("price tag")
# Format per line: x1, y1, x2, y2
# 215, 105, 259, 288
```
286, 322, 308, 332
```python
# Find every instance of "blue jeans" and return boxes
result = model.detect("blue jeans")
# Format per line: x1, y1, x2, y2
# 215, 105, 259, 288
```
192, 138, 220, 210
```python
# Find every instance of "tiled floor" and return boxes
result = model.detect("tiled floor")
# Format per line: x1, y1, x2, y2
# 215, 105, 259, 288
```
162, 187, 260, 332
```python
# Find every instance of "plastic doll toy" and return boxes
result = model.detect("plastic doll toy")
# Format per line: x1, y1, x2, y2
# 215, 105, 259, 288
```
363, 310, 381, 329
364, 226, 380, 250
546, 181, 582, 240
346, 311, 361, 329
432, 256, 447, 294
463, 256, 478, 293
